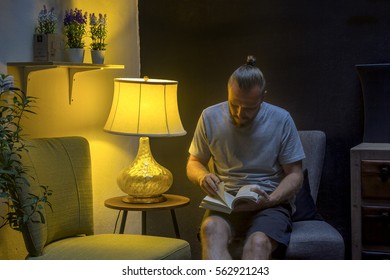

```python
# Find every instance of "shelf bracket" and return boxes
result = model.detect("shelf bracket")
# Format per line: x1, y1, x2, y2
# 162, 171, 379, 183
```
7, 65, 57, 93
67, 67, 103, 104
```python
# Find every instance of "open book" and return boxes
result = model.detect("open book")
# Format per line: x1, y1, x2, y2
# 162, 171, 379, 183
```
199, 182, 260, 214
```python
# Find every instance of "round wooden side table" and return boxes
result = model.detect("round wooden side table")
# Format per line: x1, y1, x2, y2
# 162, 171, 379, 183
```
104, 194, 190, 238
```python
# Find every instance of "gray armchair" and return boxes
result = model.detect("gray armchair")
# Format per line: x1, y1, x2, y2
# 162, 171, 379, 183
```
285, 130, 345, 259
228, 130, 345, 259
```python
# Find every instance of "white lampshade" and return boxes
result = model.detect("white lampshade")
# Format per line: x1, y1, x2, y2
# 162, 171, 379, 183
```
104, 78, 186, 137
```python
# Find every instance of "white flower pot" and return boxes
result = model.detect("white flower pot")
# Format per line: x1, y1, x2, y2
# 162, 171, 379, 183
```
91, 50, 105, 64
65, 48, 85, 63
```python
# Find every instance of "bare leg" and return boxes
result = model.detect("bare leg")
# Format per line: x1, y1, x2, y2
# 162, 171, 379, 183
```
200, 216, 232, 260
242, 232, 278, 260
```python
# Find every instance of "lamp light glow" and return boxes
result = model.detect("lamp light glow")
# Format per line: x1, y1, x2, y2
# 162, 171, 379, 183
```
104, 78, 186, 203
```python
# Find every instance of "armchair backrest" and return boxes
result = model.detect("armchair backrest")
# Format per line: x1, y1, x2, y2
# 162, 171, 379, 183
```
20, 137, 94, 256
298, 130, 326, 202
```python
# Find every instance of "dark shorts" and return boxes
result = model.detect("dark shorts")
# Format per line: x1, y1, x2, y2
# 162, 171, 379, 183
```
202, 204, 292, 249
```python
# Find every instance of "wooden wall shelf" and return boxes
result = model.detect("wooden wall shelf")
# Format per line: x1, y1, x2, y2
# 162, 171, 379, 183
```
7, 62, 125, 104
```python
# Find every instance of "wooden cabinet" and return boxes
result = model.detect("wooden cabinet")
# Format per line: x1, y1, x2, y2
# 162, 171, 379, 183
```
351, 143, 390, 259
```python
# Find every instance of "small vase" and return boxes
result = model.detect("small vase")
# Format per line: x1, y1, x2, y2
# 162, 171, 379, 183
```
65, 48, 85, 63
91, 50, 105, 64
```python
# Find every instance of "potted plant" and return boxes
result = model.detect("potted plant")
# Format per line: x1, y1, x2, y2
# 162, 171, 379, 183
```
89, 13, 108, 64
33, 5, 59, 62
63, 8, 88, 63
0, 74, 52, 231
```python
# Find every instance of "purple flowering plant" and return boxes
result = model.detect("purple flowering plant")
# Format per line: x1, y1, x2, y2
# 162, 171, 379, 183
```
89, 13, 108, 50
35, 5, 57, 34
63, 8, 88, 48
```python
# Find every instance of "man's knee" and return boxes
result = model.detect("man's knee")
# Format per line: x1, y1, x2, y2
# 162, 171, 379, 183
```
245, 232, 273, 253
201, 216, 230, 238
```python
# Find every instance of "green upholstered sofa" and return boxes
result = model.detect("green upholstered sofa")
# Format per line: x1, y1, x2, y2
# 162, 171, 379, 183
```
19, 136, 191, 260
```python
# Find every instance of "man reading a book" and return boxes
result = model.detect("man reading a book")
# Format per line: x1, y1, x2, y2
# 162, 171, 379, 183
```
186, 55, 305, 259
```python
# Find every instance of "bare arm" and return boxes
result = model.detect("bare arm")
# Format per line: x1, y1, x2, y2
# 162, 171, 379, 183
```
186, 154, 220, 197
267, 160, 304, 206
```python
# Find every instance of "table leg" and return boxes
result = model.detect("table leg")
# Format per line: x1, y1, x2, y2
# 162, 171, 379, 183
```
119, 210, 128, 234
170, 209, 180, 238
142, 211, 147, 235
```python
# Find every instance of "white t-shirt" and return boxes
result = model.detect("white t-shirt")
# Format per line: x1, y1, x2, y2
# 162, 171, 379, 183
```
189, 101, 305, 194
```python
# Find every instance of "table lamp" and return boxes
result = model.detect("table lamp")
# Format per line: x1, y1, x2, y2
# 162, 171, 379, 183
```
104, 77, 186, 203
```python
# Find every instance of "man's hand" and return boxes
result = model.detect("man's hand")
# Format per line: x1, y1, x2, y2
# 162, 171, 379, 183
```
186, 154, 221, 197
233, 186, 272, 212
233, 161, 303, 212
200, 173, 220, 197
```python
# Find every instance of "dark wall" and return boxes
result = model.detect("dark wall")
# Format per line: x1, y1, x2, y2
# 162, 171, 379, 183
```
139, 0, 390, 259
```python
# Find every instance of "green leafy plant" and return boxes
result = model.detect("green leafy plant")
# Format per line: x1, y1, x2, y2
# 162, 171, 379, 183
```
0, 74, 52, 231
89, 13, 108, 50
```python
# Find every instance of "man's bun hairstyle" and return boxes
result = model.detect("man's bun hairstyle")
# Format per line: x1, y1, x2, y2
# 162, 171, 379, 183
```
246, 55, 256, 67
228, 55, 266, 92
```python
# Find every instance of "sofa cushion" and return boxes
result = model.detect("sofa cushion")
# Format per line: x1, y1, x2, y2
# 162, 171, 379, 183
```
286, 220, 344, 259
27, 234, 191, 260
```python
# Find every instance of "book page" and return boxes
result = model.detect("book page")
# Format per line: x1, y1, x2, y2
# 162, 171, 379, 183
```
202, 195, 226, 206
199, 198, 232, 214
235, 185, 259, 201
216, 182, 226, 201
216, 182, 235, 206
200, 183, 260, 213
